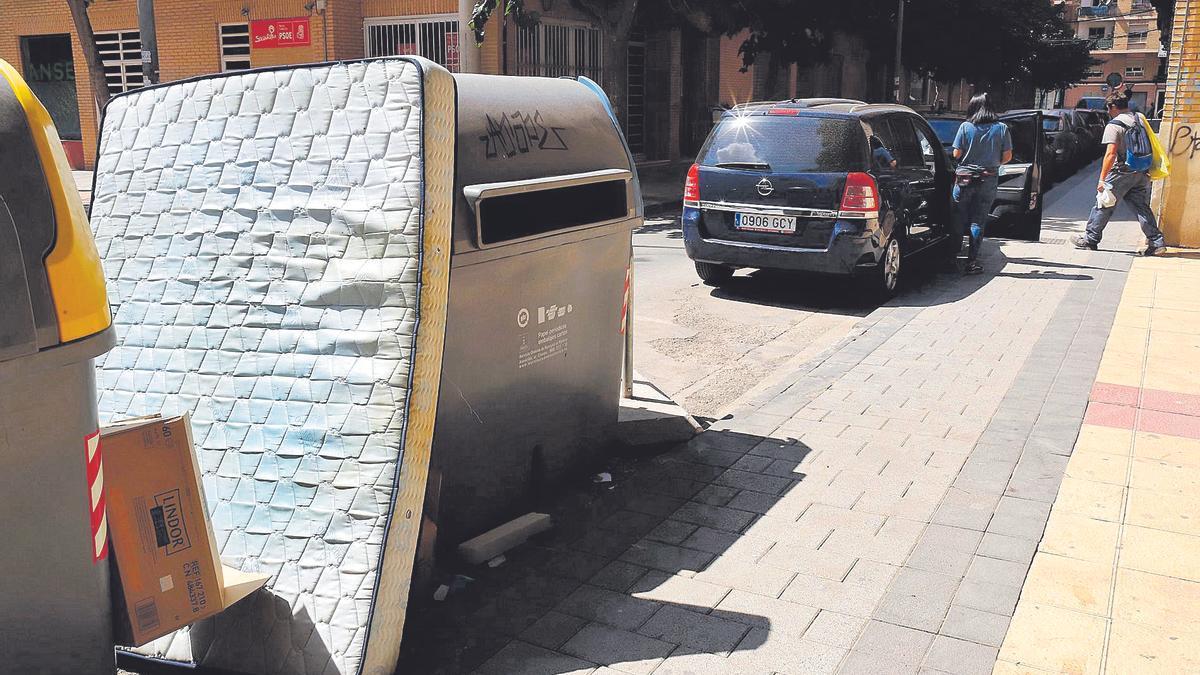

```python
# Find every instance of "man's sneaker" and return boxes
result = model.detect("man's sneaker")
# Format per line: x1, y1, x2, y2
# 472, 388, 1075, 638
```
1071, 235, 1098, 250
964, 261, 984, 275
1141, 243, 1163, 257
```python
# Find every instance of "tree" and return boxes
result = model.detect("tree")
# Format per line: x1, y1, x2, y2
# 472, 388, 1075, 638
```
65, 0, 111, 113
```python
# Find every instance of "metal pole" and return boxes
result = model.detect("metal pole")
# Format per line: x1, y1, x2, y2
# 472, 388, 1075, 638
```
137, 0, 160, 85
893, 0, 904, 103
622, 248, 634, 399
458, 0, 482, 73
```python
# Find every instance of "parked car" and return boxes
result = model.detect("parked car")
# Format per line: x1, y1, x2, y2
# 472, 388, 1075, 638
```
990, 110, 1047, 241
682, 99, 957, 297
1016, 109, 1083, 177
1075, 97, 1107, 111
924, 115, 966, 152
923, 112, 1057, 191
1072, 109, 1106, 158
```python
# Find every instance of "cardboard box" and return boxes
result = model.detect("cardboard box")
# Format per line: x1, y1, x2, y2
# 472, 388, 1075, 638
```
102, 414, 268, 646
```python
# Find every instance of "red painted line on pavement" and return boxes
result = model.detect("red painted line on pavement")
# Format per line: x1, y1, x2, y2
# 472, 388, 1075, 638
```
1084, 401, 1138, 430
1089, 382, 1140, 407
1138, 409, 1200, 440
1140, 388, 1200, 417
1085, 382, 1200, 440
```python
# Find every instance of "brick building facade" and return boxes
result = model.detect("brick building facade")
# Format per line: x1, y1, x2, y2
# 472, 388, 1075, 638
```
1061, 0, 1167, 112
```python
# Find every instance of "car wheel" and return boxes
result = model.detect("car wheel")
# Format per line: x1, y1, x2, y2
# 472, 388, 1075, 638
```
694, 261, 733, 286
875, 237, 902, 299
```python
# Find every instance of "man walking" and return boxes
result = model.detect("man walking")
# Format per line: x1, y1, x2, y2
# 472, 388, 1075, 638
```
1071, 91, 1166, 256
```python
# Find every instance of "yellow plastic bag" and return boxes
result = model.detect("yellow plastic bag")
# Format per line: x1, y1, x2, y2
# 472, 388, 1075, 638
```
1144, 114, 1171, 180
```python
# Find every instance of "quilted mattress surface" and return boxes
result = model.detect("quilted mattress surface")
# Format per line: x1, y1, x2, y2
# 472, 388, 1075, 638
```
89, 58, 455, 674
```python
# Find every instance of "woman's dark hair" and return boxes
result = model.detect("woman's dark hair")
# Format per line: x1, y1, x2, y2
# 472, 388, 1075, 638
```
966, 93, 999, 125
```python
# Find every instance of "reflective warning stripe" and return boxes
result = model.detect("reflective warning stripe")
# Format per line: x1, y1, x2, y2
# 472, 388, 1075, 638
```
619, 262, 631, 334
84, 430, 107, 563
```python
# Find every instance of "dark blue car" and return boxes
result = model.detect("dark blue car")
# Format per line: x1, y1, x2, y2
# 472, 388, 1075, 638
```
683, 99, 956, 296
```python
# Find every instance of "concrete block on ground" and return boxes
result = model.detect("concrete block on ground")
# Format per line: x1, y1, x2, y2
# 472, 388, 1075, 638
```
459, 512, 553, 565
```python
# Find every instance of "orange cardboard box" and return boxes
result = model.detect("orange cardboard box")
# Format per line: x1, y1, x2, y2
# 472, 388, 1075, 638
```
102, 414, 268, 646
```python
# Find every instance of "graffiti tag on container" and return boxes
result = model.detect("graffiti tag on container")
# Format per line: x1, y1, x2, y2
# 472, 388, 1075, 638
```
480, 110, 568, 159
1170, 125, 1200, 159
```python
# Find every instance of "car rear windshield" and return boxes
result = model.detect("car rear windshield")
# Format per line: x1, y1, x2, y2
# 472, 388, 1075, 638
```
927, 119, 963, 145
699, 115, 865, 172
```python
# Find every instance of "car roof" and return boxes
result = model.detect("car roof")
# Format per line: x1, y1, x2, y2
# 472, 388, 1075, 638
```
724, 99, 916, 119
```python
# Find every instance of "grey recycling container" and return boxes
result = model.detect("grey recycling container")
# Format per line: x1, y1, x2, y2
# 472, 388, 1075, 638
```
428, 73, 643, 546
84, 58, 639, 674
0, 59, 116, 674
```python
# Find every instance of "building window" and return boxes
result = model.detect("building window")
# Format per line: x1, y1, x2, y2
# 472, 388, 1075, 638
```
220, 23, 251, 72
1086, 69, 1104, 79
514, 21, 601, 81
364, 16, 460, 72
1128, 24, 1149, 45
95, 30, 144, 94
1125, 66, 1145, 79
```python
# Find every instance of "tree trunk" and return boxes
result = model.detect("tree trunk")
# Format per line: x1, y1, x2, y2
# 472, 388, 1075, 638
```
65, 0, 110, 115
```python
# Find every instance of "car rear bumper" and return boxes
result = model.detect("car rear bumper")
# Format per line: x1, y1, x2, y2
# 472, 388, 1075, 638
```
682, 211, 883, 276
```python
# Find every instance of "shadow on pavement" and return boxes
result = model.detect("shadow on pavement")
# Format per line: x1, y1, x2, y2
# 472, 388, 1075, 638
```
396, 430, 818, 674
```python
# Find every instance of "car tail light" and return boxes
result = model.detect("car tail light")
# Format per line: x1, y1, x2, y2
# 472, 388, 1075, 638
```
767, 108, 802, 116
840, 172, 879, 215
683, 163, 700, 207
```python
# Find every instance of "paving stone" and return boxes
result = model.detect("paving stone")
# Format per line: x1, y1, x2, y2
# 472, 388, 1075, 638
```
922, 635, 999, 675
802, 608, 868, 649
725, 628, 846, 674
637, 605, 749, 654
589, 561, 650, 593
712, 588, 819, 636
759, 540, 857, 580
629, 570, 730, 610
557, 584, 661, 631
931, 487, 1001, 531
940, 604, 1011, 648
1004, 451, 1071, 503
519, 611, 590, 650
646, 519, 698, 546
543, 549, 615, 582
623, 493, 686, 518
691, 484, 739, 506
781, 571, 888, 617
694, 557, 797, 598
975, 531, 1038, 566
964, 554, 1030, 589
560, 623, 675, 675
475, 640, 596, 675
840, 650, 922, 675
953, 578, 1023, 617
679, 526, 771, 560
671, 502, 756, 533
723, 489, 780, 515
714, 468, 794, 495
620, 539, 714, 575
874, 567, 960, 631
850, 619, 935, 665
985, 496, 1052, 541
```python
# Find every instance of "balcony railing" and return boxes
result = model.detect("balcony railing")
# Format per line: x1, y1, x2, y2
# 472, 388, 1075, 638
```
1090, 37, 1114, 50
1079, 5, 1111, 18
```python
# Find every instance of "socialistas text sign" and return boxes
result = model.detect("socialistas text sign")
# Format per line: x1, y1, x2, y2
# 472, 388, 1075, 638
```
250, 18, 312, 48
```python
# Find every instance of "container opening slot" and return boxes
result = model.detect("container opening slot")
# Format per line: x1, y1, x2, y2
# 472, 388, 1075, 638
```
478, 179, 627, 245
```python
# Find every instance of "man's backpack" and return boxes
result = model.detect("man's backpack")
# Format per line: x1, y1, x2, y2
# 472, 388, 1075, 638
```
1112, 115, 1154, 172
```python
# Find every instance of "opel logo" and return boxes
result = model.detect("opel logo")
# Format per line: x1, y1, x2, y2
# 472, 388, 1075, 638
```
756, 178, 774, 196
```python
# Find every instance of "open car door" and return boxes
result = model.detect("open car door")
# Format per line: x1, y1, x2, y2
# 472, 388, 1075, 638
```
989, 111, 1044, 241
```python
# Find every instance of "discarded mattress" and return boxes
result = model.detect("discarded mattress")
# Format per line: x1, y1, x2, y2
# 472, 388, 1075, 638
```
90, 57, 455, 674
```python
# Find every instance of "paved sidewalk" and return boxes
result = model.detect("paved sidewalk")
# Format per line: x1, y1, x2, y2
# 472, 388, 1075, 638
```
998, 250, 1200, 675
398, 168, 1159, 675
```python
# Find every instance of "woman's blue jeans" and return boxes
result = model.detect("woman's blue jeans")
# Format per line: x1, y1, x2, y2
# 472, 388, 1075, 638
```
952, 176, 998, 263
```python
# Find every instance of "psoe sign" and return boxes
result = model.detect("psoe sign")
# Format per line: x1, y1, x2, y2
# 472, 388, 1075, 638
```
250, 17, 312, 48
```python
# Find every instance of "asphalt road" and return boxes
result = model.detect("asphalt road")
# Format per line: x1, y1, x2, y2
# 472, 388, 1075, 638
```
629, 219, 870, 421
628, 158, 1101, 422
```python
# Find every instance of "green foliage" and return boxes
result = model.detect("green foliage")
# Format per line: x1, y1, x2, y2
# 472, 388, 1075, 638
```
471, 0, 1094, 90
